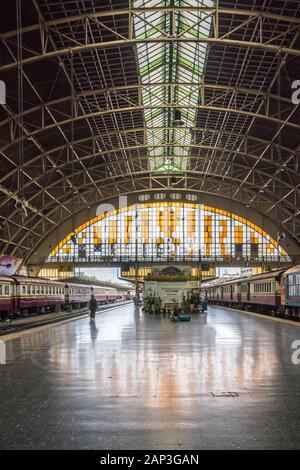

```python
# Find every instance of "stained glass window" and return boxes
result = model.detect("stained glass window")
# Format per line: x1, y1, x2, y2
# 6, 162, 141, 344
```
48, 203, 289, 263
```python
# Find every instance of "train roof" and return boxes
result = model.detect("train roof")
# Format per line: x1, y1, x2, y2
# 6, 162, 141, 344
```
0, 275, 14, 282
65, 282, 115, 291
204, 268, 287, 288
282, 265, 300, 277
11, 275, 65, 285
240, 268, 287, 283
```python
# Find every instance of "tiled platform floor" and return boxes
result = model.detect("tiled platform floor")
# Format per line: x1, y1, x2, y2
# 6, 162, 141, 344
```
1, 304, 300, 450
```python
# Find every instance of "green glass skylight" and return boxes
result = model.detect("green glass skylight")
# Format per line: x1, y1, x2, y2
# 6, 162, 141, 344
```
134, 0, 213, 172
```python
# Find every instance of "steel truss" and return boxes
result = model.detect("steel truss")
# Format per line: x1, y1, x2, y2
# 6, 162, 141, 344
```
0, 0, 299, 262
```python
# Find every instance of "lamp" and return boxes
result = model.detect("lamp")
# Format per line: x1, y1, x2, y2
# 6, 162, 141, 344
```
15, 201, 28, 218
173, 109, 185, 127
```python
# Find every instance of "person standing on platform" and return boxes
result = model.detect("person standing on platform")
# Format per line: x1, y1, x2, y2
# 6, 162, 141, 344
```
89, 294, 97, 320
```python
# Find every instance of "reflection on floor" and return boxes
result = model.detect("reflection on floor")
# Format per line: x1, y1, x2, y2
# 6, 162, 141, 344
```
0, 304, 300, 450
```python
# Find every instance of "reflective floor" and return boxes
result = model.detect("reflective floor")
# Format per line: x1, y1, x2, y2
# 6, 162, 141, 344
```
1, 304, 300, 450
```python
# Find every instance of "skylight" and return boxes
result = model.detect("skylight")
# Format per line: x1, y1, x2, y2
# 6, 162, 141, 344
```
134, 0, 213, 172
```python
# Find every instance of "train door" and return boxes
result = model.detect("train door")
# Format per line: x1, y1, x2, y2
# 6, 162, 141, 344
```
247, 283, 250, 301
221, 286, 224, 300
10, 277, 20, 314
230, 285, 233, 301
237, 283, 241, 303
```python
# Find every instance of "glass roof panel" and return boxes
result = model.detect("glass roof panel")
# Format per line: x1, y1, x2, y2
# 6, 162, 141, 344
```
134, 0, 213, 171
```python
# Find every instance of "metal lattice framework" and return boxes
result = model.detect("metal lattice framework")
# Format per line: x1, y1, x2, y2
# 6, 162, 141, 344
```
0, 0, 299, 263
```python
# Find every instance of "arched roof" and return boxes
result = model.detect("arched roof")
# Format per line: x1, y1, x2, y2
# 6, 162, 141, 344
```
0, 0, 299, 263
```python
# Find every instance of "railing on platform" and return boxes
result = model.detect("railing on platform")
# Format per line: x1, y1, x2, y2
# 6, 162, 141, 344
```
45, 255, 291, 265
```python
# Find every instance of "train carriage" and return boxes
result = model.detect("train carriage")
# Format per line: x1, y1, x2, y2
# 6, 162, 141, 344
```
13, 276, 65, 315
65, 283, 92, 309
0, 274, 131, 320
0, 276, 14, 318
281, 266, 300, 319
204, 268, 287, 317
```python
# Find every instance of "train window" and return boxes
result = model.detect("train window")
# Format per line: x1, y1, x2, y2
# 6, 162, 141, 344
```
22, 285, 26, 295
27, 285, 30, 295
0, 285, 2, 295
296, 274, 300, 285
4, 285, 9, 295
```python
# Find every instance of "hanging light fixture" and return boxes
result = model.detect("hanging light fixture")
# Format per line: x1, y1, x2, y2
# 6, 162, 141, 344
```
15, 201, 28, 218
173, 109, 185, 127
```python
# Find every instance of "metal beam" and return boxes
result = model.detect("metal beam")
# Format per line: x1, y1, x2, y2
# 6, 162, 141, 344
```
7, 170, 299, 256
0, 146, 297, 213
19, 182, 300, 263
0, 82, 292, 131
1, 37, 300, 73
1, 103, 299, 155
1, 7, 300, 40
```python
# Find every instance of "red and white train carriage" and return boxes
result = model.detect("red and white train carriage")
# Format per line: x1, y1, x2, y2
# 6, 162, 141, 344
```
0, 275, 130, 319
204, 268, 293, 317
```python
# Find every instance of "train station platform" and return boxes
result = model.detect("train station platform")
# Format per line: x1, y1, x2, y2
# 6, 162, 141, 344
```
0, 300, 132, 336
1, 304, 300, 450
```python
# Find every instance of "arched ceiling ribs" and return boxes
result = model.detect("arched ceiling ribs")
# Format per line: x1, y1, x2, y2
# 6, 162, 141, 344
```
0, 148, 297, 214
1, 38, 300, 75
1, 7, 300, 74
2, 27, 104, 204
2, 7, 300, 40
1, 104, 299, 156
0, 83, 293, 131
6, 170, 299, 256
13, 175, 300, 262
1, 126, 299, 183
1, 1, 299, 256
2, 126, 299, 187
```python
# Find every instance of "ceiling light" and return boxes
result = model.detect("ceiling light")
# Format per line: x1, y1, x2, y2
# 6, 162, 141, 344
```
15, 201, 28, 218
173, 110, 185, 127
